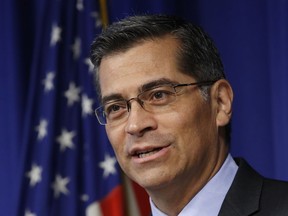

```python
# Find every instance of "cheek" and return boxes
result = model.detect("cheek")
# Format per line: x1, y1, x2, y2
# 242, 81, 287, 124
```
106, 130, 128, 172
171, 102, 215, 147
106, 126, 125, 157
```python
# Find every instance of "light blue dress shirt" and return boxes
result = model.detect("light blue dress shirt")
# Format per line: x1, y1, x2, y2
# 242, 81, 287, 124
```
150, 154, 238, 216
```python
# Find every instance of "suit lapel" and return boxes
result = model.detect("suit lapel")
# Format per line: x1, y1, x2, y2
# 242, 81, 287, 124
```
218, 158, 263, 216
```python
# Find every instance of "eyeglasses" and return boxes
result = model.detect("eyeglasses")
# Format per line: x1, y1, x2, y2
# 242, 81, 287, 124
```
95, 80, 217, 125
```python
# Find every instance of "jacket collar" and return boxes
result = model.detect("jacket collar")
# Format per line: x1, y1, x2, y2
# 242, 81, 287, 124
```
218, 158, 263, 216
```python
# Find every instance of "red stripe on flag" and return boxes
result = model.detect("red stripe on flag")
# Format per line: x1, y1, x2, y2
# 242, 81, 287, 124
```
131, 181, 151, 216
100, 185, 125, 216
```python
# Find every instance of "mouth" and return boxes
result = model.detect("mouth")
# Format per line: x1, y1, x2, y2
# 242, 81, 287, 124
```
129, 144, 171, 163
136, 147, 162, 158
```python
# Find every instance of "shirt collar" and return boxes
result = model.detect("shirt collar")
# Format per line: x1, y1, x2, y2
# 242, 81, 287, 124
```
150, 154, 238, 216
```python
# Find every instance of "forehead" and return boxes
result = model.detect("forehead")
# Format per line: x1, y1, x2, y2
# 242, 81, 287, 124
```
98, 36, 193, 98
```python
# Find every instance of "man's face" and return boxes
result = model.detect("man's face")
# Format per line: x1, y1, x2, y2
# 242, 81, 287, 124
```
98, 36, 227, 193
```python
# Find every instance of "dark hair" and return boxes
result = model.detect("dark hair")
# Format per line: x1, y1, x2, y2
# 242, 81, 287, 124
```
90, 14, 231, 144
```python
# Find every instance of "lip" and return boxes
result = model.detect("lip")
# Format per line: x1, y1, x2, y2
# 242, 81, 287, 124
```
129, 144, 171, 164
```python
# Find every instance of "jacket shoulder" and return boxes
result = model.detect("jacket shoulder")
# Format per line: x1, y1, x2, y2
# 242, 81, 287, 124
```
219, 158, 288, 216
260, 178, 288, 214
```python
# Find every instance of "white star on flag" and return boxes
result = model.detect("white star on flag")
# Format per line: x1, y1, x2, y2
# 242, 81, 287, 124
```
91, 12, 102, 28
35, 119, 48, 140
25, 209, 37, 216
50, 23, 62, 46
71, 37, 81, 59
64, 82, 81, 106
42, 72, 55, 92
26, 164, 43, 187
99, 154, 117, 178
80, 194, 89, 202
76, 0, 84, 11
56, 129, 76, 152
81, 94, 94, 116
51, 174, 70, 198
84, 58, 94, 73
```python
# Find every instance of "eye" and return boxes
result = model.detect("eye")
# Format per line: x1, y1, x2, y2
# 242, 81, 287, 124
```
144, 86, 175, 104
104, 101, 127, 118
107, 104, 121, 113
152, 91, 168, 100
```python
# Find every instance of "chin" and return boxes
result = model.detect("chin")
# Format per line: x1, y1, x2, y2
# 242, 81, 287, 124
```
134, 173, 174, 192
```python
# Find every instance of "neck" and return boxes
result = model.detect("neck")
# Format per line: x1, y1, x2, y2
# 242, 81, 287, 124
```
148, 145, 228, 215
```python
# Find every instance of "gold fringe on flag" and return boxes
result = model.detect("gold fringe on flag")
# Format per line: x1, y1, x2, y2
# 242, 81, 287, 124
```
99, 0, 109, 28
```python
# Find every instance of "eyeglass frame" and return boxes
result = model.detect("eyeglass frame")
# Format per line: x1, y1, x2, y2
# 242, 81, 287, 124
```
95, 80, 218, 125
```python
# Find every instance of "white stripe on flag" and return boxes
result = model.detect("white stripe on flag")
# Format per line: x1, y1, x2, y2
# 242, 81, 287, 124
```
86, 201, 103, 216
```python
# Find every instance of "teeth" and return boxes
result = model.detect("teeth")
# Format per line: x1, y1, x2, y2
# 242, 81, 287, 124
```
137, 148, 160, 158
138, 151, 154, 158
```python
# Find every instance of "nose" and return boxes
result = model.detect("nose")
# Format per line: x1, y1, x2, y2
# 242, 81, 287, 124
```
126, 97, 144, 112
125, 100, 157, 137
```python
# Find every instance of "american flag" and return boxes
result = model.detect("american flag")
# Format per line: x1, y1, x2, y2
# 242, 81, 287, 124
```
17, 0, 150, 215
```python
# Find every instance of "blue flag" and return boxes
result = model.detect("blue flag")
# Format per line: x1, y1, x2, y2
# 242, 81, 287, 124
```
18, 0, 124, 215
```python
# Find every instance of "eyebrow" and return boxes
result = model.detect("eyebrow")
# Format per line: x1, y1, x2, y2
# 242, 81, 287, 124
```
101, 94, 123, 105
140, 78, 178, 92
101, 78, 179, 104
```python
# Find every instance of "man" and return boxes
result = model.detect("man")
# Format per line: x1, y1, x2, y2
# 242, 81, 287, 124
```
90, 15, 288, 215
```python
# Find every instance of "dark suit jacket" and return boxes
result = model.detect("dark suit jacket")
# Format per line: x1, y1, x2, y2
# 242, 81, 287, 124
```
218, 158, 288, 216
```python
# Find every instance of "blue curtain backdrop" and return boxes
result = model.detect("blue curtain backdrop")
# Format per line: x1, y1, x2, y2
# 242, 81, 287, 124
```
1, 0, 288, 215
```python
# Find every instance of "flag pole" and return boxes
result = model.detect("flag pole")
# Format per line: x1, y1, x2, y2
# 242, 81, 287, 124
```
99, 0, 108, 28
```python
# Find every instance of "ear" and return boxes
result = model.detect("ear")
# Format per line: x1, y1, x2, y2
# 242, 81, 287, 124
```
211, 79, 233, 127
